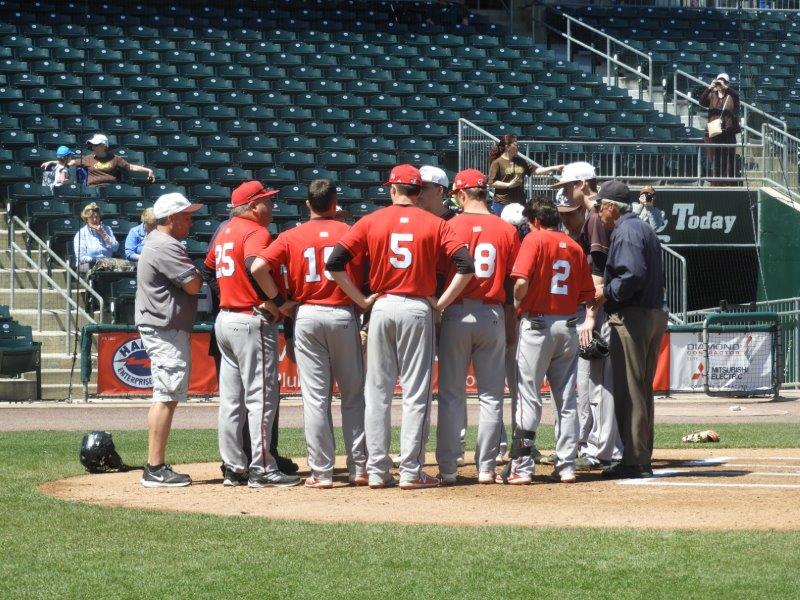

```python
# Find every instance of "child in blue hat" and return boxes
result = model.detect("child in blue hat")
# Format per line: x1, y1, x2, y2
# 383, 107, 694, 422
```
44, 145, 77, 189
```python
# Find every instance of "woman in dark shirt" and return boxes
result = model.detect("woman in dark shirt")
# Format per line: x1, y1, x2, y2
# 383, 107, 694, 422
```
699, 73, 741, 186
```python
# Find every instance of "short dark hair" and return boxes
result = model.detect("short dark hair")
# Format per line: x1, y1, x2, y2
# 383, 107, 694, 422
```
587, 179, 598, 193
463, 188, 488, 202
308, 178, 337, 213
393, 183, 421, 197
522, 197, 560, 228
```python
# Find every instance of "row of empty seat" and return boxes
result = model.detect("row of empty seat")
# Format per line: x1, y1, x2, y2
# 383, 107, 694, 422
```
0, 305, 42, 399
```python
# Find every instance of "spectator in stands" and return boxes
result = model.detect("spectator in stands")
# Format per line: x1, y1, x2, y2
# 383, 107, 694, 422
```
73, 202, 119, 272
487, 134, 563, 216
699, 73, 741, 186
124, 208, 157, 264
42, 146, 76, 190
41, 133, 156, 186
632, 185, 665, 230
426, 0, 468, 26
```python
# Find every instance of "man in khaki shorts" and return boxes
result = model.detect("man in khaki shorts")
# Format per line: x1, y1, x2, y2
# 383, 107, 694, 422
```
135, 193, 203, 487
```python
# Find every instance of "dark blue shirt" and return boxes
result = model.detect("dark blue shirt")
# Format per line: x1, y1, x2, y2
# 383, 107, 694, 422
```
603, 212, 664, 313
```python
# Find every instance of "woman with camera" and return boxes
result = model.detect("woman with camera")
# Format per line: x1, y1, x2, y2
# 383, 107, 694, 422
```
699, 73, 741, 186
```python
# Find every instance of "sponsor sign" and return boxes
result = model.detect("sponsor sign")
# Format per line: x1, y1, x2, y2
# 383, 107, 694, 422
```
669, 331, 773, 392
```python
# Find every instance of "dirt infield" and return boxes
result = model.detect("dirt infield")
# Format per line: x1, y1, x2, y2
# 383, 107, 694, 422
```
41, 448, 800, 531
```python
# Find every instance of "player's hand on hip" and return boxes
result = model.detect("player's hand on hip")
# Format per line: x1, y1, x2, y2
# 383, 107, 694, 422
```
426, 295, 441, 311
278, 299, 299, 318
359, 293, 378, 311
257, 300, 281, 321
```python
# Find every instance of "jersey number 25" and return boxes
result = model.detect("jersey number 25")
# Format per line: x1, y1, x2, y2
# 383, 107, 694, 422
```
214, 242, 235, 277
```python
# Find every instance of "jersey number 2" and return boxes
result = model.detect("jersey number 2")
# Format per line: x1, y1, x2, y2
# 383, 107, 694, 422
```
214, 242, 235, 277
550, 259, 571, 295
303, 246, 334, 282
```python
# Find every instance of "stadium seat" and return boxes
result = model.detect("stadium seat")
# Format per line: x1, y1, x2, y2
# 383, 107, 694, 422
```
213, 166, 253, 184
192, 184, 231, 204
257, 166, 296, 186
44, 216, 82, 257
102, 184, 143, 204
169, 166, 210, 185
109, 277, 139, 324
342, 168, 380, 186
0, 163, 33, 182
190, 218, 221, 241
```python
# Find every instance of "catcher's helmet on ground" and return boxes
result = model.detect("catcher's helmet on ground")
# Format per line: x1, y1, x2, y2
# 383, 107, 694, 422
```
579, 330, 610, 360
79, 431, 125, 473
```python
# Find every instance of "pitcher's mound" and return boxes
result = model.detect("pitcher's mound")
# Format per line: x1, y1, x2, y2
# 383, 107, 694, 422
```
40, 448, 800, 531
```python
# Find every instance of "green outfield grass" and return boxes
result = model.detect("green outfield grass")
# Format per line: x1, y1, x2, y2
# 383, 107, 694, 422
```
1, 423, 798, 599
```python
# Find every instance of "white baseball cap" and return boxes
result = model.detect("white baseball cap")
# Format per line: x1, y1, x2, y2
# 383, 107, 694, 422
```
500, 202, 526, 227
419, 165, 449, 188
153, 193, 203, 219
550, 161, 597, 188
86, 133, 109, 146
715, 73, 730, 83
555, 189, 580, 213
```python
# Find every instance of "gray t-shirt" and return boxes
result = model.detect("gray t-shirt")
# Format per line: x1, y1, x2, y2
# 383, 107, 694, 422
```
135, 229, 198, 331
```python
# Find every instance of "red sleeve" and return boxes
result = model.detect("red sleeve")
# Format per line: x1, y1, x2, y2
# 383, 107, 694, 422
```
439, 220, 465, 257
338, 215, 368, 256
258, 234, 287, 272
511, 233, 537, 280
243, 228, 271, 260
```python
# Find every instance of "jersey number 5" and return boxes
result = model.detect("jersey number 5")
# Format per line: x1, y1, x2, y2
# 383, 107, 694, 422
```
550, 259, 570, 295
303, 246, 334, 282
214, 242, 235, 277
389, 232, 413, 269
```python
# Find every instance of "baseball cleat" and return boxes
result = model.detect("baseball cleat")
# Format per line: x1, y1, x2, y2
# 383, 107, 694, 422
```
248, 471, 302, 488
456, 455, 465, 467
438, 472, 457, 486
304, 476, 333, 489
368, 475, 398, 489
501, 472, 532, 485
399, 472, 440, 490
222, 466, 248, 487
537, 453, 556, 465
478, 470, 502, 484
390, 454, 401, 468
348, 472, 369, 487
140, 464, 192, 488
275, 455, 300, 475
550, 467, 577, 483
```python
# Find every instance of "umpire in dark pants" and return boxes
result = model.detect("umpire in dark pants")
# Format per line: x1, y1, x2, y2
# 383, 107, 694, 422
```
591, 181, 667, 479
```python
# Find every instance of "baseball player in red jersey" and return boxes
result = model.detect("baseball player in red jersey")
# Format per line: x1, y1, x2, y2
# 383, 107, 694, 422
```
505, 197, 595, 485
326, 164, 475, 490
204, 180, 300, 488
251, 179, 369, 489
435, 169, 520, 485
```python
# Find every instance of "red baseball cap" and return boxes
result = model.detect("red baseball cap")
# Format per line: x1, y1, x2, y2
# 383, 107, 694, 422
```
231, 180, 279, 207
385, 164, 422, 186
450, 168, 487, 194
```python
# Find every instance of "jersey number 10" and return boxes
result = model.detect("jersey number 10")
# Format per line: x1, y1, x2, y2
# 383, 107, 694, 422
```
303, 246, 335, 282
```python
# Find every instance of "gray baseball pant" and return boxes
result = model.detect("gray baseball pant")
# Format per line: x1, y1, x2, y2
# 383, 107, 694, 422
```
294, 303, 368, 481
215, 310, 279, 475
513, 314, 579, 477
365, 294, 435, 484
498, 339, 518, 452
437, 300, 505, 474
576, 305, 593, 449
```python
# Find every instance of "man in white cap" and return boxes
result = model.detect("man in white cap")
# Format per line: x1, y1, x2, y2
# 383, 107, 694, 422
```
136, 193, 203, 487
42, 133, 156, 186
417, 165, 456, 220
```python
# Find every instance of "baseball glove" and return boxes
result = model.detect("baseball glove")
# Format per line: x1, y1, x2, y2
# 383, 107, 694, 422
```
578, 330, 610, 360
681, 430, 720, 443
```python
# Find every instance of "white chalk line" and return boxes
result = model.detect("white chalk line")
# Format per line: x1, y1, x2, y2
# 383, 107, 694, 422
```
619, 480, 800, 489
750, 472, 800, 477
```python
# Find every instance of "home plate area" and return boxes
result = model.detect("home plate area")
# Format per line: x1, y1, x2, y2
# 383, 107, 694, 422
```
41, 448, 800, 532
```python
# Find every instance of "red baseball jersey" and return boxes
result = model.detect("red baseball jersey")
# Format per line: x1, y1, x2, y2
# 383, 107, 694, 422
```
337, 204, 465, 297
259, 218, 364, 306
511, 228, 594, 315
203, 216, 272, 309
441, 213, 520, 304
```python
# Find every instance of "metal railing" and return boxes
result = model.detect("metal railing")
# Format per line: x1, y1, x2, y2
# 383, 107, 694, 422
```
8, 216, 103, 354
561, 13, 653, 100
537, 0, 800, 9
672, 70, 787, 145
685, 297, 800, 388
662, 245, 688, 324
762, 123, 800, 203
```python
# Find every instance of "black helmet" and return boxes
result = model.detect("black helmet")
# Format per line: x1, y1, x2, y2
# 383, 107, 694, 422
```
79, 431, 125, 473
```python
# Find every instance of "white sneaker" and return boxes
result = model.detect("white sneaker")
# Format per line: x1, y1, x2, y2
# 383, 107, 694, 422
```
456, 455, 465, 467
550, 467, 576, 483
478, 470, 501, 484
439, 472, 457, 485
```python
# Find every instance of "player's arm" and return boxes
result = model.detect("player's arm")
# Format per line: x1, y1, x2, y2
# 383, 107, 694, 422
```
513, 277, 529, 310
326, 244, 376, 310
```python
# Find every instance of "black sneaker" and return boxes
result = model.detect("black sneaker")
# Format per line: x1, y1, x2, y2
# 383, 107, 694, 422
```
248, 470, 302, 488
601, 463, 653, 480
275, 455, 299, 475
140, 464, 192, 488
223, 466, 249, 487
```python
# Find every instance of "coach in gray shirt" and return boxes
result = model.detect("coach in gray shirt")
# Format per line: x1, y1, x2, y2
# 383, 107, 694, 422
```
135, 192, 203, 488
592, 181, 667, 480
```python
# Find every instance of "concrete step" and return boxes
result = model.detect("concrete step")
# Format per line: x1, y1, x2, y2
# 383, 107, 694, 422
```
0, 227, 28, 247
40, 382, 97, 402
10, 308, 96, 332
0, 267, 71, 289
0, 288, 84, 311
42, 352, 98, 369
0, 378, 39, 401
28, 330, 99, 354
21, 367, 96, 386
0, 248, 65, 270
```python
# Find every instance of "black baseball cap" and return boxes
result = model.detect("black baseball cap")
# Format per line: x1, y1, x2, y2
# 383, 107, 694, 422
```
596, 180, 631, 208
